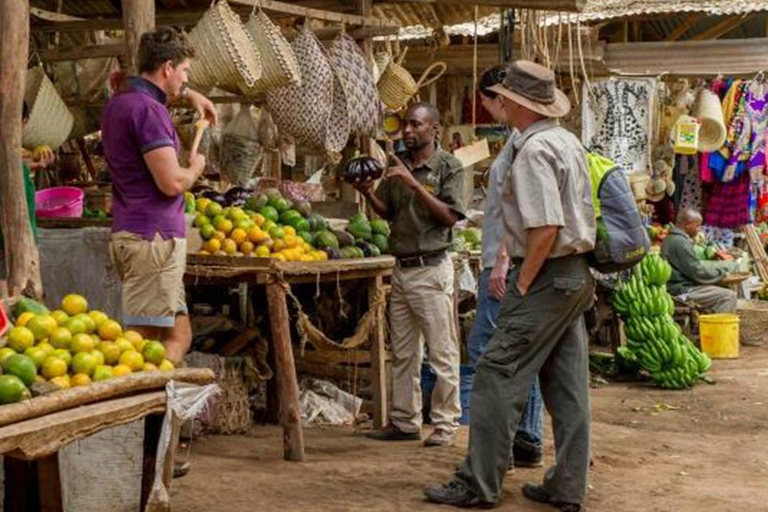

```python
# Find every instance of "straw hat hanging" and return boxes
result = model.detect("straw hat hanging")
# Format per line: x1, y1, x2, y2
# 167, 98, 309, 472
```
693, 89, 727, 152
187, 0, 262, 95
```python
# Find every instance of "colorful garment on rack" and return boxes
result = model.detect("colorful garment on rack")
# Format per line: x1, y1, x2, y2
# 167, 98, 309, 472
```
704, 171, 751, 228
582, 78, 656, 174
718, 82, 751, 182
746, 81, 768, 179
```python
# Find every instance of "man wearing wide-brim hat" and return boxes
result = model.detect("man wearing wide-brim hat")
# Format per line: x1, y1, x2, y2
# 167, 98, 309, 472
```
426, 60, 596, 511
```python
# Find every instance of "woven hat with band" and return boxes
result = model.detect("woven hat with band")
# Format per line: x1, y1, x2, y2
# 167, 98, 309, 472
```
488, 60, 571, 118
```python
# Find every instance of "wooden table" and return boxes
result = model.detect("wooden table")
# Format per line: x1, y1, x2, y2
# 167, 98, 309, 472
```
185, 255, 395, 462
0, 369, 214, 512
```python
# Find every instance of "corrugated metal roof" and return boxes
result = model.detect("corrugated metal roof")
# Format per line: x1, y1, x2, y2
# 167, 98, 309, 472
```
604, 37, 768, 75
543, 0, 768, 26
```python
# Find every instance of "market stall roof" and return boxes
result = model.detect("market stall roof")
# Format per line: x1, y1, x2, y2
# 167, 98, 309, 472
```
541, 0, 768, 26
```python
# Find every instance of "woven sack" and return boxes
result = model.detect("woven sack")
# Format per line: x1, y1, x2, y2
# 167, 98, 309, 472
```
244, 9, 301, 92
266, 27, 335, 152
187, 0, 262, 95
736, 299, 768, 345
23, 67, 74, 150
328, 33, 382, 139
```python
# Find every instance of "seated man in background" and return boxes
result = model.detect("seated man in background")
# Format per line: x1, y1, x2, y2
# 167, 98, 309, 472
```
661, 208, 737, 315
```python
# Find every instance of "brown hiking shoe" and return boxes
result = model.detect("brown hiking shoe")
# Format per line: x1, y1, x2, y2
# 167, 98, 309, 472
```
366, 424, 421, 441
424, 428, 456, 447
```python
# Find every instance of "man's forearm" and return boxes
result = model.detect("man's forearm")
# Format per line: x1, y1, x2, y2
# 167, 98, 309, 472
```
517, 226, 559, 293
412, 182, 459, 227
363, 190, 391, 219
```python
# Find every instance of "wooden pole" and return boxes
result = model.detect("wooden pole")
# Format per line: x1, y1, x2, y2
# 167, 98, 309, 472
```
123, 0, 155, 74
369, 275, 388, 429
0, 0, 42, 299
266, 279, 305, 462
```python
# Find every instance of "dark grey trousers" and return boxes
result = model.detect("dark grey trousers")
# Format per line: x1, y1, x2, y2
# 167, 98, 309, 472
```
456, 254, 594, 504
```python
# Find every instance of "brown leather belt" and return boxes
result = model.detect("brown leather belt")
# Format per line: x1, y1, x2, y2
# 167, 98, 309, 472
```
396, 251, 446, 268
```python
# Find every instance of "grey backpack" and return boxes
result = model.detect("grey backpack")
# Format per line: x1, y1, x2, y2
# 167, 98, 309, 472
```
586, 153, 650, 273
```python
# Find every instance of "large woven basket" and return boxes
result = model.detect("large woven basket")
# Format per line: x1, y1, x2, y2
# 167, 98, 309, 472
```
244, 9, 301, 92
377, 48, 446, 111
187, 0, 262, 95
266, 26, 335, 152
23, 66, 74, 149
328, 33, 382, 139
736, 299, 768, 345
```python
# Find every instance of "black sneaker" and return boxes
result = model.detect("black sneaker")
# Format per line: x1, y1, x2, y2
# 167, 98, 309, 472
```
365, 424, 421, 441
424, 480, 495, 509
522, 483, 581, 512
513, 438, 543, 468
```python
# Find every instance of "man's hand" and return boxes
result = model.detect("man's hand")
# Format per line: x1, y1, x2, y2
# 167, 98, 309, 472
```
186, 89, 218, 126
386, 154, 419, 189
352, 177, 375, 196
489, 256, 509, 300
189, 152, 206, 177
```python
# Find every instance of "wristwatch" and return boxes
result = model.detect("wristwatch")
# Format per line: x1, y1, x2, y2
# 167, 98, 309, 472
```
179, 83, 191, 99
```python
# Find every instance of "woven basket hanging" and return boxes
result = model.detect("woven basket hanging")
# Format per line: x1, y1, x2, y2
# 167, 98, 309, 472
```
187, 0, 262, 95
266, 26, 336, 152
377, 47, 446, 111
23, 66, 74, 150
326, 71, 351, 156
328, 33, 382, 139
244, 9, 301, 92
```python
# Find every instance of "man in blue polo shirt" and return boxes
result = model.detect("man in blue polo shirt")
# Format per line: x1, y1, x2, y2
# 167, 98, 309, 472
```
101, 27, 217, 365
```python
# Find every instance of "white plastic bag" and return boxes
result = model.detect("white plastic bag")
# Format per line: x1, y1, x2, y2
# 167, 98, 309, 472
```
145, 381, 221, 512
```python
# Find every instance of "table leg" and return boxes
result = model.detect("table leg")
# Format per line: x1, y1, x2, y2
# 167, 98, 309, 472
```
265, 280, 305, 462
369, 276, 388, 429
37, 453, 63, 512
140, 413, 164, 511
4, 456, 37, 511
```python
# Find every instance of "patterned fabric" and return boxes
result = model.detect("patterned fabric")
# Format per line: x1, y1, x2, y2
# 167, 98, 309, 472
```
582, 78, 656, 174
266, 27, 334, 152
327, 34, 383, 139
678, 155, 702, 212
702, 226, 736, 248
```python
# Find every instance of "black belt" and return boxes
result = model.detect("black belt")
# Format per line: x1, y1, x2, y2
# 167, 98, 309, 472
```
396, 251, 446, 268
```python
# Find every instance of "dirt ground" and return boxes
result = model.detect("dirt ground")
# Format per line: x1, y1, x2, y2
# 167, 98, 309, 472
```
173, 345, 768, 512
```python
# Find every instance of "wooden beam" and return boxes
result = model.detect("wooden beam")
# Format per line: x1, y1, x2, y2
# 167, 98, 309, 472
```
123, 0, 155, 74
374, 0, 585, 11
229, 0, 399, 27
691, 15, 751, 41
0, 0, 42, 299
664, 13, 700, 42
37, 43, 124, 62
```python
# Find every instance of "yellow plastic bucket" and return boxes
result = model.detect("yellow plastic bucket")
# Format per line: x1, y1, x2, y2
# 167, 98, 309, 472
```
699, 314, 739, 359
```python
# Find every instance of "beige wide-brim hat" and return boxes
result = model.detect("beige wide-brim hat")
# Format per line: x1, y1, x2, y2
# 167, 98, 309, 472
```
488, 60, 571, 118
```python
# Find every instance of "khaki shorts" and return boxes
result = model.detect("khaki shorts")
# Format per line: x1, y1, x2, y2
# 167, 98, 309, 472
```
110, 231, 187, 328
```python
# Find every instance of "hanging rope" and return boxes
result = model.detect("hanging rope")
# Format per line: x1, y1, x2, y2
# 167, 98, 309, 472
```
472, 5, 479, 132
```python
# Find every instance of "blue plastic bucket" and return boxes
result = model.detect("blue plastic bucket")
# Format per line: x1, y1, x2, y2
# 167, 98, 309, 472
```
421, 363, 474, 425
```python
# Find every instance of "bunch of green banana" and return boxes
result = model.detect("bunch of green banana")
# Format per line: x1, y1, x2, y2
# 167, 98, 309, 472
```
612, 279, 674, 318
638, 252, 673, 287
612, 255, 711, 390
